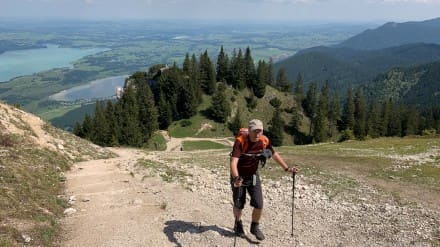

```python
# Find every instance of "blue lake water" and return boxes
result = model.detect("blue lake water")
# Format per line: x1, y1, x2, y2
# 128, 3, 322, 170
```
0, 44, 107, 82
49, 75, 127, 101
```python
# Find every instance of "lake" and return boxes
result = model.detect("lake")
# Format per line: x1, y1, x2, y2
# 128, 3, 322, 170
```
0, 44, 107, 82
49, 75, 127, 101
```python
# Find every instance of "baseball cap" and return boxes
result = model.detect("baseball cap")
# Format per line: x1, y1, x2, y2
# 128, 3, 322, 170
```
248, 119, 263, 132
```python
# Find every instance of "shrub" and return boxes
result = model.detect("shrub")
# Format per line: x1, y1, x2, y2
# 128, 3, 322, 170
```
269, 97, 282, 108
338, 129, 355, 142
180, 120, 192, 127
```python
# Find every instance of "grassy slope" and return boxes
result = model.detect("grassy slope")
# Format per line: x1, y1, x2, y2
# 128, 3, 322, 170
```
0, 103, 115, 246
169, 84, 300, 144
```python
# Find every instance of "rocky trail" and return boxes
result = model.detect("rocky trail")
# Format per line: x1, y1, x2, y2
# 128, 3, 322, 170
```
60, 140, 440, 247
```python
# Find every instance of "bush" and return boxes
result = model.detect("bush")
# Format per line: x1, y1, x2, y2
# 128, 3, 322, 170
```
338, 129, 355, 142
246, 95, 257, 110
269, 97, 282, 108
180, 120, 192, 127
422, 129, 437, 136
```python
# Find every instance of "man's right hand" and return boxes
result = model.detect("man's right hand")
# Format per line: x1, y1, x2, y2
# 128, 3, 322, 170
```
233, 176, 243, 187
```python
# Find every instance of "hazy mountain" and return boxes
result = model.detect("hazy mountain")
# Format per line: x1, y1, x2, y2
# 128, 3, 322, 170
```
337, 18, 440, 50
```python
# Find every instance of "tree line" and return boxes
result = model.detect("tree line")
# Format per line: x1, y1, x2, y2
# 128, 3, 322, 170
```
289, 76, 440, 144
73, 46, 440, 147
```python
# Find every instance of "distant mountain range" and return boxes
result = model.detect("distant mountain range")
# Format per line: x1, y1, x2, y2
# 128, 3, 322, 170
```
275, 17, 440, 107
337, 18, 440, 50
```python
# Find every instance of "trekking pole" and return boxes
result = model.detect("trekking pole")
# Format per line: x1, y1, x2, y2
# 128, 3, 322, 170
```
291, 173, 296, 237
234, 185, 243, 247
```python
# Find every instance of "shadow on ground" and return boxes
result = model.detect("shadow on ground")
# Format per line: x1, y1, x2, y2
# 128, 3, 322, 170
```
163, 220, 259, 246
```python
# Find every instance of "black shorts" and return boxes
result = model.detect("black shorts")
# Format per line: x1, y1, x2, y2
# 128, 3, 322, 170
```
231, 174, 263, 209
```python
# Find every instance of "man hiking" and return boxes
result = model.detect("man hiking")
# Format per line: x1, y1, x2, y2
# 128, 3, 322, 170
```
230, 119, 298, 241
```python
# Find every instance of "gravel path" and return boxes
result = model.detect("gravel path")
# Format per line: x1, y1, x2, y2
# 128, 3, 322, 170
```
61, 142, 440, 247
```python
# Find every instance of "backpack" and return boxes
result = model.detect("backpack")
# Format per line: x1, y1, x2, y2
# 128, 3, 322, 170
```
236, 128, 269, 153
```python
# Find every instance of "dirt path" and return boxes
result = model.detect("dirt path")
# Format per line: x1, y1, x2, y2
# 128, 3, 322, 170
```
61, 148, 174, 246
61, 146, 238, 247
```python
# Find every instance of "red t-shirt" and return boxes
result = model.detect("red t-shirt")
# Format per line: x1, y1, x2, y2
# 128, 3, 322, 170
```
231, 136, 275, 177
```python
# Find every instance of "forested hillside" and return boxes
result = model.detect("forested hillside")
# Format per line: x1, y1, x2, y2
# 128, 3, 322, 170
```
274, 43, 440, 92
364, 61, 440, 106
73, 46, 440, 148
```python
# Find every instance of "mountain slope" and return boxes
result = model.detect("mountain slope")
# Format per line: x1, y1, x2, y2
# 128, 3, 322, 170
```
275, 43, 440, 91
364, 61, 440, 106
337, 17, 440, 50
0, 101, 114, 246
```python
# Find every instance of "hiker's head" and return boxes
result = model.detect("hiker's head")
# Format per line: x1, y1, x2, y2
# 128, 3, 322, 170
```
248, 119, 263, 141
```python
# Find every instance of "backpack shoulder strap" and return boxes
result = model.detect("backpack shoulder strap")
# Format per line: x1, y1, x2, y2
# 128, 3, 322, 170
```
259, 135, 269, 150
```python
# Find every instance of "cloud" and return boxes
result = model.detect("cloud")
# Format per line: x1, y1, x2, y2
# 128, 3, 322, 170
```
371, 0, 440, 3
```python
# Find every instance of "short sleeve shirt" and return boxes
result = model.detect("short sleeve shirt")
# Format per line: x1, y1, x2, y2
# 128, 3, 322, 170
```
231, 136, 275, 177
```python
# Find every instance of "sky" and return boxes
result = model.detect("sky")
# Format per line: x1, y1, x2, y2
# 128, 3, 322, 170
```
0, 0, 439, 23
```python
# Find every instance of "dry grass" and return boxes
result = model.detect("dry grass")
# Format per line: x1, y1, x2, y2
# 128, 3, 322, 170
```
0, 102, 116, 246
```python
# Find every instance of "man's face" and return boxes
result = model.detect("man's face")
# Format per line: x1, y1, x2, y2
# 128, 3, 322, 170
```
249, 129, 263, 142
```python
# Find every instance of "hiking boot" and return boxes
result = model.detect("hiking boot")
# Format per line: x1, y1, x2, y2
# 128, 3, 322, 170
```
234, 220, 245, 237
250, 222, 265, 240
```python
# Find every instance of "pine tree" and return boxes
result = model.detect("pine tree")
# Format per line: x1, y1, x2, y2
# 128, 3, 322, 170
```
328, 92, 340, 138
82, 114, 93, 140
275, 68, 291, 92
177, 78, 198, 119
158, 92, 172, 130
367, 99, 381, 138
228, 108, 243, 135
137, 82, 159, 142
289, 105, 303, 141
353, 88, 367, 140
313, 87, 329, 143
216, 46, 229, 83
402, 106, 418, 136
91, 101, 111, 146
341, 87, 355, 131
231, 48, 246, 90
209, 82, 230, 123
381, 98, 393, 136
105, 100, 120, 146
190, 54, 202, 104
303, 82, 318, 135
244, 47, 256, 89
268, 109, 284, 146
119, 85, 142, 147
254, 60, 267, 98
199, 50, 216, 95
388, 104, 402, 136
159, 65, 181, 120
73, 121, 84, 138
182, 53, 191, 75
294, 73, 305, 105
267, 57, 275, 86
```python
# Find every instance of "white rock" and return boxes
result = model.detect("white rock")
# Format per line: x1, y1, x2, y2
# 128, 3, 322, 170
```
22, 234, 31, 243
64, 208, 77, 215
